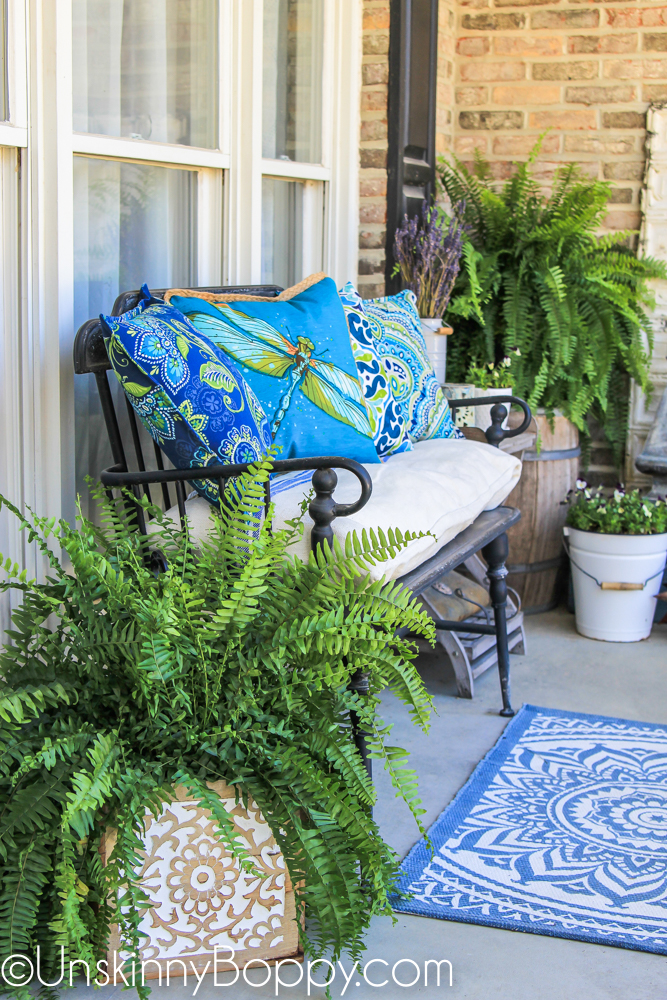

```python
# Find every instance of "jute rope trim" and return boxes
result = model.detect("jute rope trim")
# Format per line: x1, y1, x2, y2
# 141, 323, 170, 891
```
164, 271, 327, 305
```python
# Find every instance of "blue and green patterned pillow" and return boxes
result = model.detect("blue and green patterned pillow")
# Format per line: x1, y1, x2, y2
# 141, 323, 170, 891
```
339, 281, 412, 460
359, 287, 462, 442
100, 285, 272, 505
167, 275, 379, 465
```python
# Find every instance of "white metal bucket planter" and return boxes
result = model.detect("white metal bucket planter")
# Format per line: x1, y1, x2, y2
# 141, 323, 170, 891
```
420, 319, 450, 385
564, 525, 667, 642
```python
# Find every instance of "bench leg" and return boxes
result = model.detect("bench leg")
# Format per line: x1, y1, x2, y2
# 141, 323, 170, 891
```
482, 532, 515, 717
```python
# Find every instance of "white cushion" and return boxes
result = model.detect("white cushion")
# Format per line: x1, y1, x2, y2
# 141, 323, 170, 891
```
159, 440, 521, 582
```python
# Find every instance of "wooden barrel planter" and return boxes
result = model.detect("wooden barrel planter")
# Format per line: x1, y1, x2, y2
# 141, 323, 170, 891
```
505, 412, 580, 614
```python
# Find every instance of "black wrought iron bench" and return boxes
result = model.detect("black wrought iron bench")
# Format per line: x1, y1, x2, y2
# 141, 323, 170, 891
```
73, 285, 531, 747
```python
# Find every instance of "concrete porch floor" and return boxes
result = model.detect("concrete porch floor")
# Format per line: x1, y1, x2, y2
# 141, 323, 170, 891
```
76, 609, 667, 1000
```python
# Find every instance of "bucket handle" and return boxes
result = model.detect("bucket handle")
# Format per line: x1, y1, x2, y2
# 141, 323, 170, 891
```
563, 535, 665, 592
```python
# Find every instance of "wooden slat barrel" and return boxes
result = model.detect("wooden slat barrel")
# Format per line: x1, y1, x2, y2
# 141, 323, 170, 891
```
505, 412, 580, 614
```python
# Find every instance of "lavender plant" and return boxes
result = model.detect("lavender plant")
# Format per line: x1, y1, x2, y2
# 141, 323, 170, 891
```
393, 200, 466, 319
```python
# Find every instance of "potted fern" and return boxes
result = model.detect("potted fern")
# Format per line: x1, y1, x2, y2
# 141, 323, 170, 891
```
438, 140, 667, 464
0, 463, 434, 995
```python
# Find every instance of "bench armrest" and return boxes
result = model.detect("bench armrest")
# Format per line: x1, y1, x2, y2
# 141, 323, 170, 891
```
100, 456, 373, 552
446, 395, 531, 447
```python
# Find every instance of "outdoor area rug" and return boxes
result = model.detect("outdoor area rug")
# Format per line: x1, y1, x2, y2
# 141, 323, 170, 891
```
391, 704, 667, 954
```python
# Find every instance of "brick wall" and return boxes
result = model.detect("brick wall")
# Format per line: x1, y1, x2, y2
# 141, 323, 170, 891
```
357, 1, 457, 297
437, 0, 457, 156
448, 0, 658, 233
358, 0, 390, 298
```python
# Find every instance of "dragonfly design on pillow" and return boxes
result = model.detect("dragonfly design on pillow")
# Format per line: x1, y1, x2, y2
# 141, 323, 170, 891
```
188, 305, 373, 440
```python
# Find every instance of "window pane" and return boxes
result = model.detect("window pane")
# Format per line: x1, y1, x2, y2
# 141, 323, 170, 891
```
72, 0, 218, 148
262, 177, 303, 288
262, 0, 323, 163
73, 156, 198, 517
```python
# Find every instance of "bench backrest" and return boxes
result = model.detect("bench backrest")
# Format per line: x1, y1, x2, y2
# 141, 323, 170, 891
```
73, 285, 283, 511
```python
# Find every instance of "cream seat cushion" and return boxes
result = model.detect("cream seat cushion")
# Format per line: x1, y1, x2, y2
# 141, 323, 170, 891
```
159, 439, 521, 583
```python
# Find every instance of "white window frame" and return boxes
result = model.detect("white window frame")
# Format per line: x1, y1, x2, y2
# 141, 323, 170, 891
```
0, 0, 27, 147
226, 0, 360, 288
7, 0, 361, 534
0, 0, 28, 632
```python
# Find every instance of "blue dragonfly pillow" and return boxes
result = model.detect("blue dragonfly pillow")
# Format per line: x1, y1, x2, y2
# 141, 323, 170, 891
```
100, 285, 272, 506
166, 275, 379, 465
339, 281, 412, 460
360, 288, 462, 442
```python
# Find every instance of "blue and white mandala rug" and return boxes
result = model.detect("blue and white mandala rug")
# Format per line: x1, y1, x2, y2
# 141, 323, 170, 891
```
392, 704, 667, 953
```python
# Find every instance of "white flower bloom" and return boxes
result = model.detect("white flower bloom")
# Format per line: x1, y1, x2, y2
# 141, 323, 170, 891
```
576, 479, 587, 490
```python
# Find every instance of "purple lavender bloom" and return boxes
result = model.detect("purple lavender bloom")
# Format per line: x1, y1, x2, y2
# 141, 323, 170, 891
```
393, 200, 467, 319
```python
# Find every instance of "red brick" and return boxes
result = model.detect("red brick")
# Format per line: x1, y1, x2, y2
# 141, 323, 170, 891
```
456, 36, 490, 56
362, 62, 388, 86
362, 6, 389, 30
564, 135, 635, 154
456, 86, 489, 105
493, 134, 560, 154
643, 33, 667, 51
608, 187, 634, 203
565, 84, 636, 103
454, 136, 489, 155
459, 110, 525, 129
643, 82, 667, 99
494, 36, 563, 56
358, 283, 386, 300
358, 255, 385, 276
529, 109, 597, 128
603, 60, 642, 78
360, 148, 387, 169
531, 10, 599, 28
641, 7, 667, 27
360, 119, 387, 142
603, 210, 641, 229
361, 89, 387, 112
359, 203, 387, 224
604, 58, 667, 78
571, 161, 602, 179
603, 161, 644, 180
606, 8, 640, 28
568, 34, 638, 54
533, 61, 598, 80
363, 33, 389, 56
460, 61, 526, 81
494, 0, 551, 6
493, 84, 560, 104
359, 228, 386, 250
359, 177, 387, 198
461, 12, 525, 29
643, 60, 667, 78
602, 111, 645, 128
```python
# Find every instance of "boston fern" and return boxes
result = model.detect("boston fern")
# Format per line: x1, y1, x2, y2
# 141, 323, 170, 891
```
0, 463, 434, 998
438, 142, 667, 461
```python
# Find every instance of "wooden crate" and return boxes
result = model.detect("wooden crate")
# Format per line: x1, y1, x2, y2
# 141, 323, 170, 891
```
102, 781, 301, 982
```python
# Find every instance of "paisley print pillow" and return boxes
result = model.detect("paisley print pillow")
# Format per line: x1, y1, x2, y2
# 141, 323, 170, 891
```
339, 281, 412, 460
100, 285, 272, 506
360, 288, 462, 442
